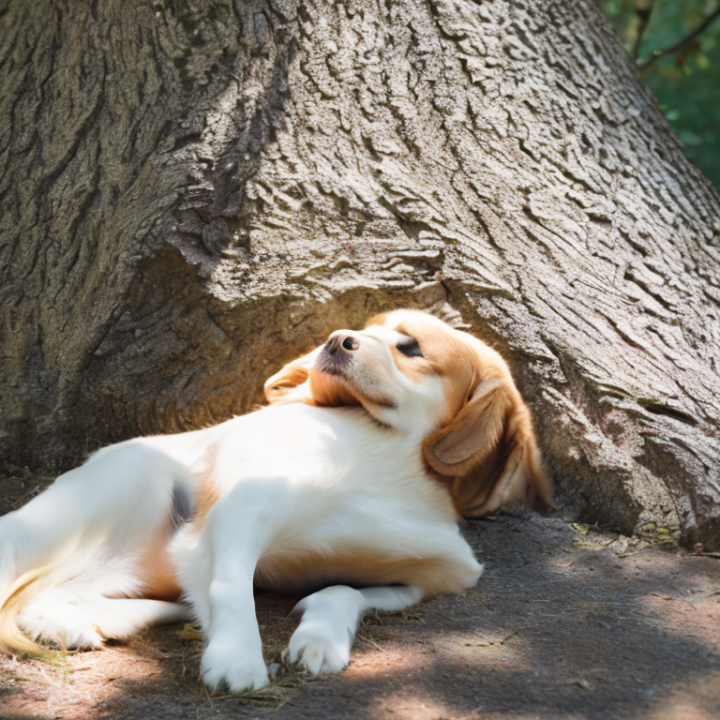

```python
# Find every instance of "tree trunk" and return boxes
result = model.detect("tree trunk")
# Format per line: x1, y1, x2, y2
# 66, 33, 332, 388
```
1, 0, 719, 548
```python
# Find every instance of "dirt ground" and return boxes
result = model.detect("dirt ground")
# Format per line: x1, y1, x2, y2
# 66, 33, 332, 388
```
2, 472, 720, 720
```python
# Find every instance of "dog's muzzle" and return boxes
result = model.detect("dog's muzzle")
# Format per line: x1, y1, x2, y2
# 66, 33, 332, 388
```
317, 331, 359, 375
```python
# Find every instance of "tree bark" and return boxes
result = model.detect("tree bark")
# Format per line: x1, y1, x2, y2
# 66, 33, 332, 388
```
1, 0, 719, 548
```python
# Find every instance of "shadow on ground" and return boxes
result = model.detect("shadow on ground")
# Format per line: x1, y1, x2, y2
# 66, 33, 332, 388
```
1, 474, 719, 720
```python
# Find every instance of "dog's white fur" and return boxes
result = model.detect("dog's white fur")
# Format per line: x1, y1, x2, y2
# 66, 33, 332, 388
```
0, 309, 550, 692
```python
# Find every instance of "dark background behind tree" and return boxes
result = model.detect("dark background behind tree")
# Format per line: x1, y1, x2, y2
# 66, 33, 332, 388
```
602, 0, 720, 188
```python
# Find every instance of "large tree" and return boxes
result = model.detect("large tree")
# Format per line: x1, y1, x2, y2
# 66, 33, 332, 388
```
1, 0, 719, 548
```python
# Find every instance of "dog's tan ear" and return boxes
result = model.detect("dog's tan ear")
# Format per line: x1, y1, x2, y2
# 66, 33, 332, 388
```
423, 378, 552, 517
264, 349, 320, 405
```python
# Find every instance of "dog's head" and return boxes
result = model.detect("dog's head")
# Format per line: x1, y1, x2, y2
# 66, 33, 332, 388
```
264, 309, 551, 517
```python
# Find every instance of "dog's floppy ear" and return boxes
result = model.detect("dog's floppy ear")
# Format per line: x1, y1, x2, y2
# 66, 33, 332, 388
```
423, 377, 552, 517
264, 348, 320, 405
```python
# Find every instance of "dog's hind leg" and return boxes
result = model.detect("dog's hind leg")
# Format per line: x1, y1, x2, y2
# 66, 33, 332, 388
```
0, 443, 192, 601
285, 584, 423, 675
0, 442, 194, 656
18, 587, 191, 650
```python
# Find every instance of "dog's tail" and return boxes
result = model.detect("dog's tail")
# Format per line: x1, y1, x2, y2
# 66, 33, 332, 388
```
0, 470, 102, 653
0, 565, 64, 657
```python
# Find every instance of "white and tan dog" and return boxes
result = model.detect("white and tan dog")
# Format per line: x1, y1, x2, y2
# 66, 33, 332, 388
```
0, 309, 550, 692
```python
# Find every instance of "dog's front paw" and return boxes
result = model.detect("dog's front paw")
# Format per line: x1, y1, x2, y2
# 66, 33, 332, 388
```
285, 585, 363, 675
200, 641, 269, 693
286, 625, 351, 675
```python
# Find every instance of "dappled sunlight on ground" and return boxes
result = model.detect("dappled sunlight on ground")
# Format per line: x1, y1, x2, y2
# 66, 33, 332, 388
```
1, 639, 183, 720
371, 689, 468, 720
642, 670, 720, 720
641, 588, 720, 644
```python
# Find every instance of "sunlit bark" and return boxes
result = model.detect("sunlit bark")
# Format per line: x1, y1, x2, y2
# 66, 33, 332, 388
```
1, 0, 718, 547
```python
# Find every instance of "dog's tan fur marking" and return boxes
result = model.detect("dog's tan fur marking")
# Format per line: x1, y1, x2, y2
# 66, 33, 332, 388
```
255, 545, 477, 598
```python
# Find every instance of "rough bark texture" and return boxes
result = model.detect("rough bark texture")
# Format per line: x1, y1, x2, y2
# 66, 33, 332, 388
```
1, 0, 719, 547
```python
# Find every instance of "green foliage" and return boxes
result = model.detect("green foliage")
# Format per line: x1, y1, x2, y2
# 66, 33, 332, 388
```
602, 0, 720, 188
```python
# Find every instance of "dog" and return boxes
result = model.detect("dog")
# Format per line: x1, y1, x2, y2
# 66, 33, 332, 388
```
0, 309, 551, 692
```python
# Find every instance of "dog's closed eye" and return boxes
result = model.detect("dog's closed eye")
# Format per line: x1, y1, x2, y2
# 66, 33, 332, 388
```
396, 336, 423, 358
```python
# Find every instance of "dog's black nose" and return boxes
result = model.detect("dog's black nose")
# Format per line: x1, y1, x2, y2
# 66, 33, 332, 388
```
326, 332, 360, 355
